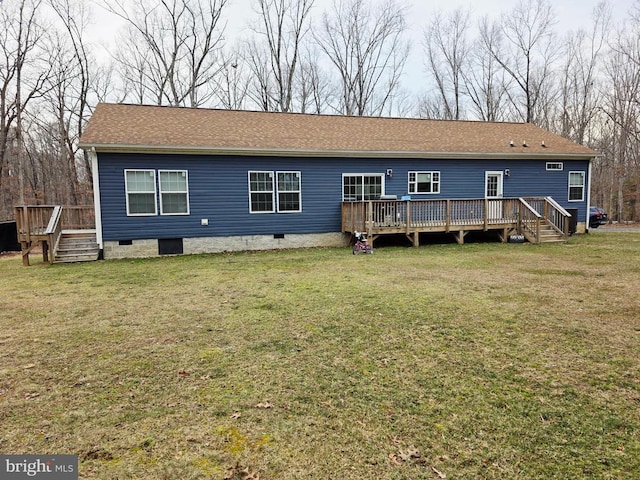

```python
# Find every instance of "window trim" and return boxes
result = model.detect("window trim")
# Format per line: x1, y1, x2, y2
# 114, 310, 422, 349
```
546, 162, 564, 171
125, 169, 157, 216
568, 171, 585, 202
276, 171, 302, 213
342, 173, 385, 201
158, 169, 190, 216
408, 171, 440, 194
248, 170, 275, 214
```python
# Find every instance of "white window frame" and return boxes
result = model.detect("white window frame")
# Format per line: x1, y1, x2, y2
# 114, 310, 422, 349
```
408, 171, 440, 194
276, 171, 302, 213
546, 162, 563, 171
568, 171, 585, 202
125, 169, 157, 216
159, 170, 190, 215
248, 171, 275, 213
342, 173, 384, 201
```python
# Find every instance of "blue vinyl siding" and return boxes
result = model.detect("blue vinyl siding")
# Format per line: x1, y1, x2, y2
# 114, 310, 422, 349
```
97, 153, 590, 241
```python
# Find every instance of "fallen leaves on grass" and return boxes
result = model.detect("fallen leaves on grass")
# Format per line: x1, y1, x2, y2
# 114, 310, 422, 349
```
255, 402, 273, 409
431, 465, 447, 479
224, 462, 261, 480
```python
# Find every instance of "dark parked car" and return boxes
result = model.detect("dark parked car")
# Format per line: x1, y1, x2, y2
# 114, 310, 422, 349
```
589, 206, 608, 228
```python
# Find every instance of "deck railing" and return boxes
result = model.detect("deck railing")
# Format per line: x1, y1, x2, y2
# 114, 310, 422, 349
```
14, 205, 57, 241
61, 205, 95, 230
343, 198, 524, 233
521, 197, 572, 240
342, 197, 571, 244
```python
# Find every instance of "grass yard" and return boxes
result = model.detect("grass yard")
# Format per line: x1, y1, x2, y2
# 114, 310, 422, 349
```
1, 233, 640, 479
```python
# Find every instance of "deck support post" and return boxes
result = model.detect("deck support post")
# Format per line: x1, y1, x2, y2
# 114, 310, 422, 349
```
21, 242, 30, 266
42, 240, 49, 263
405, 232, 419, 247
497, 228, 510, 243
454, 230, 468, 245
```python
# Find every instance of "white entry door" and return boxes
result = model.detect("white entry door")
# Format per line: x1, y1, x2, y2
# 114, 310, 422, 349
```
485, 171, 504, 221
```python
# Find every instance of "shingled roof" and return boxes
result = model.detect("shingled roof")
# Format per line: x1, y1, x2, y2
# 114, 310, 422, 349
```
79, 103, 597, 159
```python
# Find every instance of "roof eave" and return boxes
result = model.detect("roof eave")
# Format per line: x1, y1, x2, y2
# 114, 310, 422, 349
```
79, 143, 597, 160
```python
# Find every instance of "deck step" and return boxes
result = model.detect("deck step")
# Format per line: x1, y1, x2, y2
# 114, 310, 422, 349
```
54, 233, 99, 263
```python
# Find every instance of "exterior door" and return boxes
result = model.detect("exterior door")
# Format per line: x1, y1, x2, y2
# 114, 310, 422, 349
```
485, 171, 504, 221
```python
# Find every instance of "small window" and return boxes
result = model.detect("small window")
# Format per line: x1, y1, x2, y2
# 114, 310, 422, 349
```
249, 171, 275, 213
568, 171, 585, 201
546, 162, 563, 171
125, 169, 157, 216
342, 174, 383, 201
159, 170, 189, 215
408, 171, 440, 194
277, 171, 301, 212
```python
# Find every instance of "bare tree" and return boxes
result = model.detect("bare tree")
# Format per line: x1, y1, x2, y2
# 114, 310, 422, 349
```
315, 0, 409, 116
598, 4, 640, 221
463, 17, 511, 122
214, 48, 251, 110
245, 0, 314, 112
0, 0, 50, 217
47, 0, 94, 200
295, 46, 333, 113
481, 0, 559, 124
557, 2, 610, 145
422, 7, 470, 120
104, 0, 228, 107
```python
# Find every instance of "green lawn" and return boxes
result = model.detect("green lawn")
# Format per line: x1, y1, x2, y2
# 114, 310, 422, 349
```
1, 233, 639, 479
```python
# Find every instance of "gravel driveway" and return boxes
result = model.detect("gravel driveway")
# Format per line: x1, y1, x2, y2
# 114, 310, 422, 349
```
591, 223, 640, 233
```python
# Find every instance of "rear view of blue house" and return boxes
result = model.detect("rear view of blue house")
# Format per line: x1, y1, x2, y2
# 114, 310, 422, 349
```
77, 103, 597, 259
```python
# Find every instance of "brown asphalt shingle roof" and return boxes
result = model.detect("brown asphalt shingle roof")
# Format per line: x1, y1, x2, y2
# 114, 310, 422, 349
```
79, 103, 597, 159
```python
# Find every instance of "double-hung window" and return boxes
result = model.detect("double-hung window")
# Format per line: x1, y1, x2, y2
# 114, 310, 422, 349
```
342, 174, 383, 201
125, 169, 157, 215
249, 171, 275, 213
408, 171, 440, 194
248, 171, 302, 213
277, 171, 301, 212
568, 171, 585, 201
159, 170, 189, 215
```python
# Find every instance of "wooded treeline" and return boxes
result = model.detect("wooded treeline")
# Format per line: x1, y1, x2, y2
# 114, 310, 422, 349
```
1, 0, 639, 222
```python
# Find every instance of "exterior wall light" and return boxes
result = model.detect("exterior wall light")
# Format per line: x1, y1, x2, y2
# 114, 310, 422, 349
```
505, 168, 511, 177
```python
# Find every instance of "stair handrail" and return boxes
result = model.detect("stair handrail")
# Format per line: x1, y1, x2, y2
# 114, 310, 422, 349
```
544, 197, 571, 239
518, 198, 542, 243
44, 206, 63, 264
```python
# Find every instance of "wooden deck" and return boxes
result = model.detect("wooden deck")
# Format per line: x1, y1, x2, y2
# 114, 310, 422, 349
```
14, 205, 97, 265
342, 197, 571, 246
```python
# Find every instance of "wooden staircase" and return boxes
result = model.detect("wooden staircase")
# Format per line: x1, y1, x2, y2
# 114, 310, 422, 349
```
54, 231, 100, 263
538, 222, 566, 243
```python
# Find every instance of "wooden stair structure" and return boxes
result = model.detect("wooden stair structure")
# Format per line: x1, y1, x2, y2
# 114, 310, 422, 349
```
14, 205, 98, 265
54, 231, 100, 263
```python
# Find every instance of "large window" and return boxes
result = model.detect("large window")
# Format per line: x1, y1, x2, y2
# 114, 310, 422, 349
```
569, 171, 585, 201
277, 171, 301, 212
342, 174, 383, 201
159, 170, 189, 215
125, 169, 157, 215
249, 171, 275, 213
408, 171, 440, 194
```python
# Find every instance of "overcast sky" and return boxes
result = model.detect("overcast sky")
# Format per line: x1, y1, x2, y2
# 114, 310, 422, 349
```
86, 0, 635, 98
